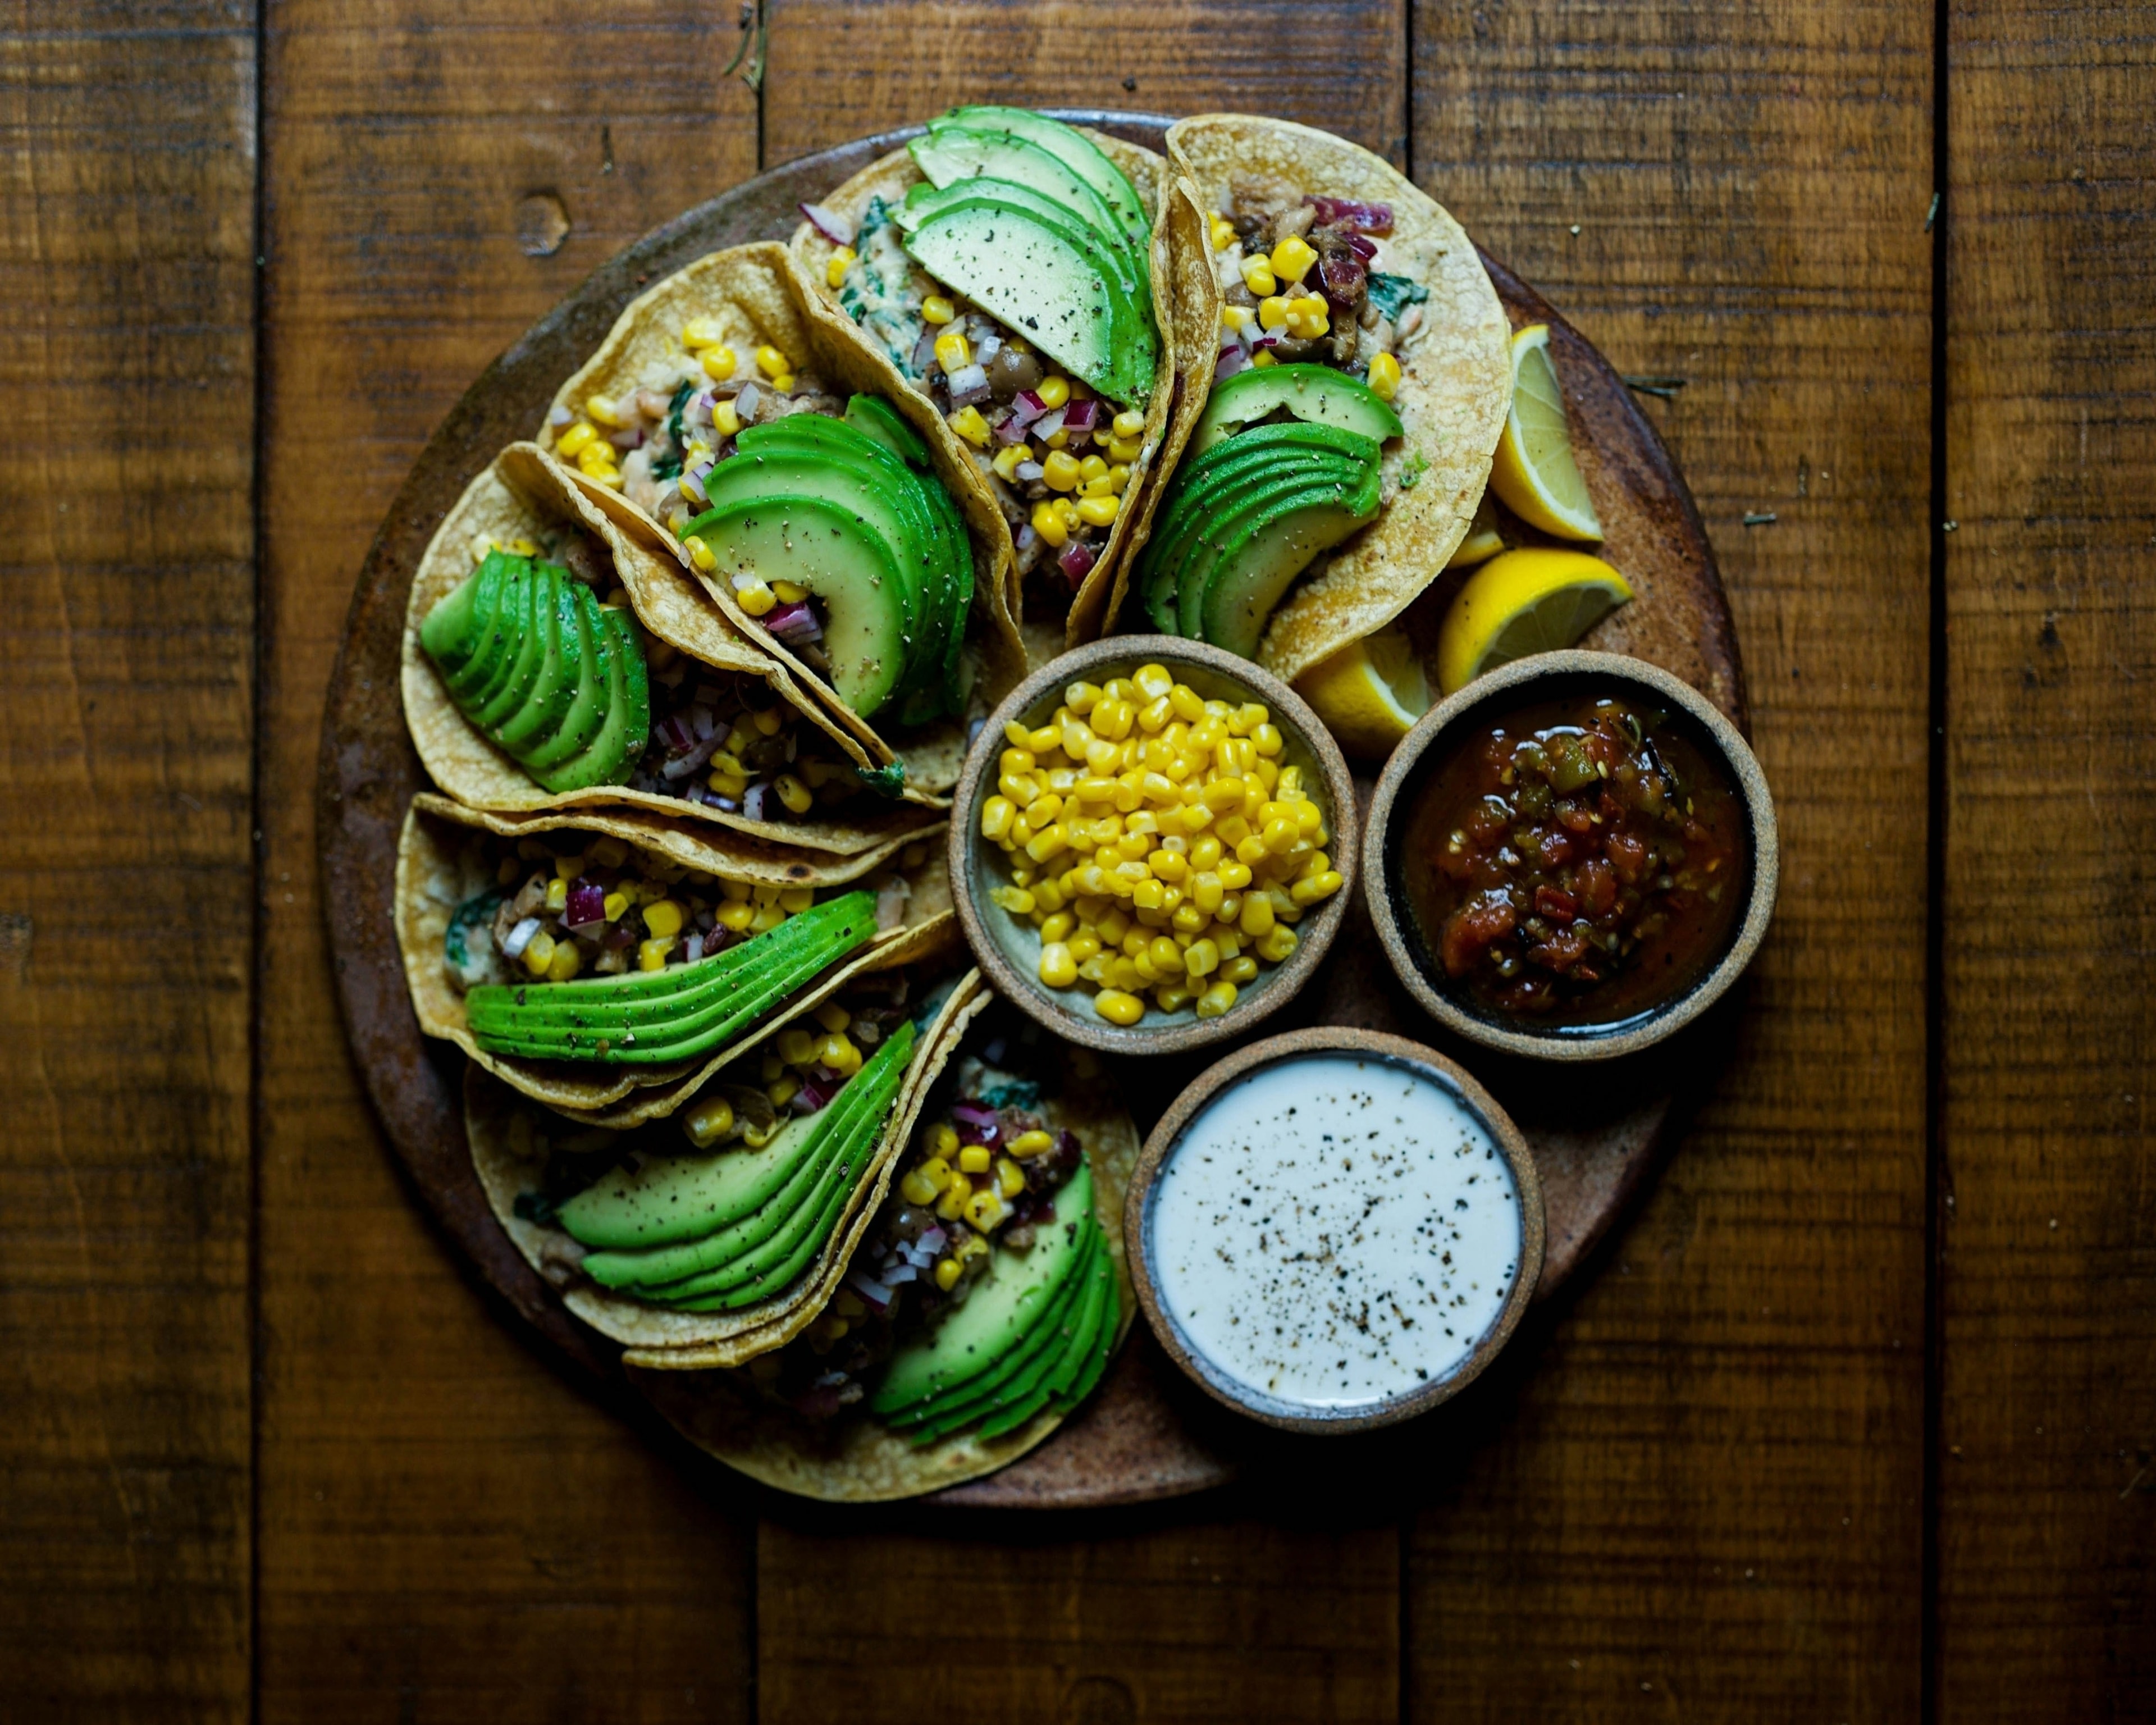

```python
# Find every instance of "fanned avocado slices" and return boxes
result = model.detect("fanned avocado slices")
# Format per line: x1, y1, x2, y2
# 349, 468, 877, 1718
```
561, 1021, 915, 1312
927, 106, 1152, 257
1187, 362, 1404, 456
869, 1163, 1114, 1434
680, 405, 970, 723
464, 890, 877, 1066
419, 552, 650, 791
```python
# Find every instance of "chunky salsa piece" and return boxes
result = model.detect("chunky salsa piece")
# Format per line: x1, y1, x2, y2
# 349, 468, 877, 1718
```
1400, 692, 1748, 1028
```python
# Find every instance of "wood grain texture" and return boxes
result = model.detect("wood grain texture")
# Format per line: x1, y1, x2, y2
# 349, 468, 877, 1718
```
1408, 0, 1935, 1715
1936, 1, 2156, 1713
254, 3, 760, 1717
762, 0, 1409, 167
753, 13, 1412, 1715
0, 4, 257, 1717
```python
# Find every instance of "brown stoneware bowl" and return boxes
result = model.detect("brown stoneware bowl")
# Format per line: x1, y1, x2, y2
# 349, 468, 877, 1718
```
1123, 1027, 1546, 1433
947, 637, 1357, 1056
1364, 650, 1779, 1062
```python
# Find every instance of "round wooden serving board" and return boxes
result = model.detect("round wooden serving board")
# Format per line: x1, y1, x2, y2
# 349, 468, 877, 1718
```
318, 115, 1745, 1512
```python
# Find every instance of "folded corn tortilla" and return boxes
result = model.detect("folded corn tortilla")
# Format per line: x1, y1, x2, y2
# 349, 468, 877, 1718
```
1163, 114, 1513, 684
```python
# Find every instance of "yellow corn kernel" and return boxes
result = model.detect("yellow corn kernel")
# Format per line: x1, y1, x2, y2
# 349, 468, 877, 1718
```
954, 1143, 992, 1178
1063, 679, 1100, 714
638, 937, 674, 972
1038, 940, 1078, 988
702, 345, 738, 382
1256, 924, 1298, 964
1367, 351, 1401, 401
765, 1074, 803, 1114
981, 796, 1015, 842
948, 404, 991, 447
584, 393, 625, 428
1030, 501, 1069, 549
1025, 825, 1069, 864
995, 1158, 1026, 1199
1035, 375, 1071, 409
641, 898, 685, 940
711, 398, 742, 437
963, 1188, 1006, 1233
540, 875, 567, 914
1239, 893, 1277, 938
1009, 1129, 1054, 1161
954, 1233, 990, 1264
714, 898, 755, 933
933, 1172, 971, 1221
1269, 234, 1319, 285
1184, 937, 1221, 979
754, 344, 789, 380
736, 580, 776, 617
541, 938, 580, 982
575, 438, 619, 477
1103, 411, 1144, 448
921, 293, 957, 325
991, 884, 1037, 916
1094, 988, 1144, 1026
824, 245, 857, 288
773, 773, 812, 815
933, 1256, 963, 1291
1210, 213, 1236, 250
991, 440, 1031, 481
1107, 434, 1143, 463
1146, 935, 1181, 974
934, 330, 971, 373
1076, 494, 1120, 527
819, 1033, 860, 1076
928, 1122, 960, 1158
1251, 350, 1276, 368
1041, 450, 1082, 493
1240, 253, 1277, 296
1291, 870, 1345, 905
1258, 294, 1291, 331
1218, 955, 1256, 987
1218, 857, 1254, 889
1195, 980, 1239, 1019
554, 421, 597, 459
777, 1027, 817, 1066
677, 1093, 739, 1151
900, 1167, 941, 1206
1221, 303, 1255, 332
1067, 931, 1102, 964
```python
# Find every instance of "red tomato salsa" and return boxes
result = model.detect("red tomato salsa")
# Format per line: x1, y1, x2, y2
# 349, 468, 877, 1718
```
1399, 691, 1748, 1029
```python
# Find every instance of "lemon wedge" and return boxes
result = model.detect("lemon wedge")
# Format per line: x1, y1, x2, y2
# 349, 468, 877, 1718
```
1446, 494, 1505, 569
1435, 547, 1633, 695
1295, 626, 1432, 760
1488, 323, 1603, 541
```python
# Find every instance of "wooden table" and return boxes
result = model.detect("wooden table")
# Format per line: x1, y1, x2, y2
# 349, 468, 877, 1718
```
6, 2, 2149, 1717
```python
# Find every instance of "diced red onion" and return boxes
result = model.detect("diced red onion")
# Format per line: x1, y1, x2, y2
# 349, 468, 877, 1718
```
1065, 428, 1092, 453
1015, 523, 1040, 556
681, 932, 704, 964
1347, 232, 1379, 261
743, 781, 770, 820
912, 328, 940, 373
975, 332, 1003, 366
846, 1270, 894, 1312
1306, 195, 1394, 234
1218, 322, 1245, 352
883, 1261, 919, 1286
792, 1074, 836, 1115
659, 730, 723, 781
657, 714, 695, 752
1215, 347, 1250, 381
697, 787, 738, 811
1028, 404, 1066, 441
548, 403, 574, 428
606, 425, 643, 451
993, 411, 1032, 446
690, 705, 718, 742
946, 362, 992, 408
1059, 540, 1097, 586
564, 879, 606, 925
1251, 330, 1282, 350
917, 1225, 948, 1256
1063, 399, 1098, 432
501, 916, 541, 959
1319, 252, 1367, 302
952, 1101, 1000, 1145
766, 601, 824, 644
798, 200, 855, 245
1010, 390, 1049, 426
734, 382, 762, 422
679, 462, 711, 506
603, 923, 638, 950
1015, 460, 1045, 482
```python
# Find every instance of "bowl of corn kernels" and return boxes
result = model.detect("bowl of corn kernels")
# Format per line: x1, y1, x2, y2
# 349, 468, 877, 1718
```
948, 637, 1358, 1055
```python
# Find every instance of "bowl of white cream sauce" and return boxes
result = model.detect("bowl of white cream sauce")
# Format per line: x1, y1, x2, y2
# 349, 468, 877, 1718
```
1127, 1030, 1545, 1431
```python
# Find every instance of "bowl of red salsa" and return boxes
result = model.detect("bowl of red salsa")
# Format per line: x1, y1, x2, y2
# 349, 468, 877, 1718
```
1364, 651, 1778, 1060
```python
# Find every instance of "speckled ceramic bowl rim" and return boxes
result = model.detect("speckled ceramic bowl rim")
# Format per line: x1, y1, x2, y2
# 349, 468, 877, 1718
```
947, 637, 1358, 1056
1363, 650, 1780, 1062
1122, 1027, 1546, 1434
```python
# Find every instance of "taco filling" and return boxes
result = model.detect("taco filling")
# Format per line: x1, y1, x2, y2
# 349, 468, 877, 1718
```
815, 107, 1159, 614
738, 1049, 1117, 1439
1136, 182, 1418, 659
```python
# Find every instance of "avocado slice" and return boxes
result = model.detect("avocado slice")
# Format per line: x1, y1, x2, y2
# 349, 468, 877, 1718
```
842, 393, 933, 471
556, 1112, 824, 1251
898, 195, 1155, 408
492, 568, 583, 754
1146, 449, 1373, 637
466, 562, 549, 732
1198, 469, 1386, 660
578, 1024, 910, 1292
930, 106, 1150, 253
684, 495, 912, 719
656, 1149, 859, 1311
1189, 362, 1405, 456
1054, 1246, 1121, 1412
1046, 1241, 1114, 1399
520, 585, 613, 775
909, 127, 1139, 282
423, 551, 513, 696
968, 1242, 1113, 1442
533, 600, 648, 792
870, 1163, 1095, 1416
897, 1229, 1100, 1442
465, 891, 876, 1064
445, 559, 526, 709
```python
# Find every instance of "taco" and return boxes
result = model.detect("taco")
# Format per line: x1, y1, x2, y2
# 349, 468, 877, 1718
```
463, 964, 985, 1365
789, 107, 1201, 658
396, 791, 952, 1128
629, 1001, 1139, 1500
406, 441, 946, 852
535, 241, 1025, 788
1130, 115, 1514, 684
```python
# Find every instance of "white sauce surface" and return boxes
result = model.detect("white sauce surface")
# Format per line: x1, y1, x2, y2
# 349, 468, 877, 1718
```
1149, 1054, 1522, 1411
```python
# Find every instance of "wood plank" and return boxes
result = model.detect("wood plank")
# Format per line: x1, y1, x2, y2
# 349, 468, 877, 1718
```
0, 5, 257, 1717
764, 0, 1409, 166
1936, 2, 2156, 1713
253, 4, 761, 1717
755, 17, 1405, 1722
759, 1516, 1400, 1725
1407, 0, 1935, 1714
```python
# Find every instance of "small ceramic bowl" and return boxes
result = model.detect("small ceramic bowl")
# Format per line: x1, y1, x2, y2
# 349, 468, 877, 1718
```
1363, 650, 1779, 1062
947, 637, 1358, 1056
1123, 1027, 1546, 1433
